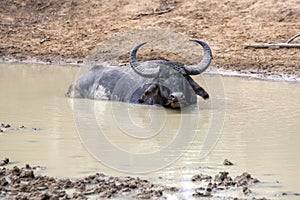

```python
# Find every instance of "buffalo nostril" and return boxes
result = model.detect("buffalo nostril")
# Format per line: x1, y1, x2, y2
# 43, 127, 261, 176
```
169, 93, 186, 103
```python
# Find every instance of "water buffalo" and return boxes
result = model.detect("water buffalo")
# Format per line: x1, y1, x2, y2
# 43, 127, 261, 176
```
66, 40, 212, 109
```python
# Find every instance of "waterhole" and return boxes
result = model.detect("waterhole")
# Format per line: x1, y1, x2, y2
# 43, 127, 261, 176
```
0, 63, 300, 199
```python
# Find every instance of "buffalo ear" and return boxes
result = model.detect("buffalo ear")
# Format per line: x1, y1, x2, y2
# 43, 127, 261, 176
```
186, 76, 209, 99
138, 84, 159, 103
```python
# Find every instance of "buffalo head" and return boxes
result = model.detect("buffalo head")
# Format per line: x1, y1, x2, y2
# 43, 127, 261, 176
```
129, 40, 212, 108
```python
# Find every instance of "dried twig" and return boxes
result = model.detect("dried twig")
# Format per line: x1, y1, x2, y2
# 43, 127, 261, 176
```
245, 43, 300, 49
132, 7, 175, 20
245, 33, 300, 49
286, 32, 300, 43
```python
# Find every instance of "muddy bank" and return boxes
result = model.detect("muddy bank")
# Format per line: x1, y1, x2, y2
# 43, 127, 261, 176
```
0, 0, 299, 79
1, 158, 270, 200
0, 164, 175, 199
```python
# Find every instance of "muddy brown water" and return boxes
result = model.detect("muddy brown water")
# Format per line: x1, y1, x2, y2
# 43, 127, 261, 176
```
0, 63, 300, 199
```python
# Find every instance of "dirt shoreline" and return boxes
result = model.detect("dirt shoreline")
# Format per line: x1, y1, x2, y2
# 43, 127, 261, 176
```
1, 157, 269, 200
1, 0, 299, 81
1, 57, 299, 83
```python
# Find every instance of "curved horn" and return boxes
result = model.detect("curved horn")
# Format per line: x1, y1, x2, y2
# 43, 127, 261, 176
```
185, 40, 213, 75
129, 42, 160, 78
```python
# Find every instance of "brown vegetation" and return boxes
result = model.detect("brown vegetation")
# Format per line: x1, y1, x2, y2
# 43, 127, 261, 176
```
0, 0, 299, 77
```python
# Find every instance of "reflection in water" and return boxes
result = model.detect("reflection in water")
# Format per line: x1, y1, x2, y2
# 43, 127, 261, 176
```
72, 98, 209, 173
0, 63, 300, 199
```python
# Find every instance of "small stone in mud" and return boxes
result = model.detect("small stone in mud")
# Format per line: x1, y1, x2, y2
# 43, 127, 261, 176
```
214, 171, 235, 187
25, 164, 31, 169
223, 159, 234, 166
135, 189, 163, 199
72, 192, 88, 200
0, 123, 11, 133
243, 186, 252, 195
0, 158, 9, 166
196, 187, 206, 190
32, 127, 41, 131
38, 193, 54, 200
234, 172, 259, 186
74, 180, 86, 192
276, 192, 300, 197
20, 170, 35, 180
0, 177, 9, 186
165, 186, 179, 193
23, 164, 45, 171
193, 189, 212, 198
3, 158, 9, 164
191, 173, 212, 181
19, 125, 25, 129
32, 165, 46, 171
206, 182, 215, 192
11, 166, 22, 176
1, 123, 11, 128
